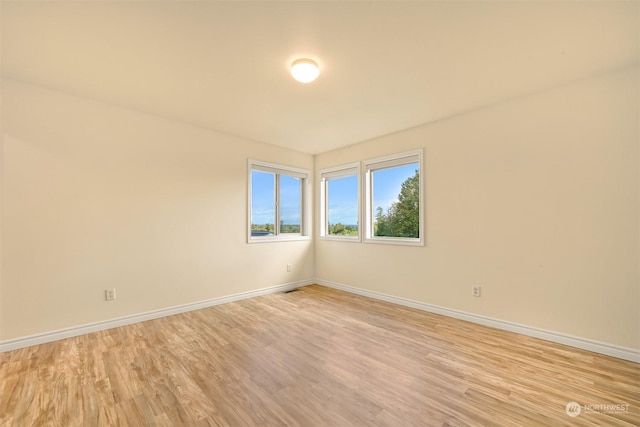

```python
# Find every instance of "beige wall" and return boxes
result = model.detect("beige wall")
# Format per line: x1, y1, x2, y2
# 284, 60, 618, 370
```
0, 79, 3, 339
316, 67, 639, 350
2, 67, 638, 351
1, 79, 314, 340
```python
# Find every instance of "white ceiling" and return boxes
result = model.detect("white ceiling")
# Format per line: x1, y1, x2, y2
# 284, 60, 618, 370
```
2, 1, 638, 154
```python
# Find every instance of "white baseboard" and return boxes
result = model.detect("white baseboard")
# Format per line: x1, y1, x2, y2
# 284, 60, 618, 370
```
315, 279, 640, 363
4, 278, 638, 363
0, 279, 313, 353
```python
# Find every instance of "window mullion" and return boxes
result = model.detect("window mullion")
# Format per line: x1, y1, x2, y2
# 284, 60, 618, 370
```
366, 169, 373, 239
275, 174, 280, 235
300, 178, 305, 235
324, 180, 329, 235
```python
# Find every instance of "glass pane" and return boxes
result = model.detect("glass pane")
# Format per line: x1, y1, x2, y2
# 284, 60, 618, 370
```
327, 175, 358, 236
279, 174, 302, 234
372, 162, 420, 238
251, 170, 275, 237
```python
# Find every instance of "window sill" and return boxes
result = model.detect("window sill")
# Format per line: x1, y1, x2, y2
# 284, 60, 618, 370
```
319, 235, 361, 242
363, 237, 424, 247
248, 235, 311, 244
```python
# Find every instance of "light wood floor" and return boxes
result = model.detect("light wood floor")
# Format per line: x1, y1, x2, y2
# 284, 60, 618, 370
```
1, 285, 638, 426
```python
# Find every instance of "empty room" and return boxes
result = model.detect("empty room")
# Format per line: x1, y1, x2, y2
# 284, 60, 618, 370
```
1, 1, 638, 426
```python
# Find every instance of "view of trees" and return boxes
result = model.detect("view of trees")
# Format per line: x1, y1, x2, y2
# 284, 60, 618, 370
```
252, 223, 275, 233
280, 224, 301, 233
251, 223, 300, 234
328, 223, 358, 236
374, 169, 420, 238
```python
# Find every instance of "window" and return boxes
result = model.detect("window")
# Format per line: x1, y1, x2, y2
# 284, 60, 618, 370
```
364, 150, 423, 245
248, 160, 310, 242
319, 163, 360, 240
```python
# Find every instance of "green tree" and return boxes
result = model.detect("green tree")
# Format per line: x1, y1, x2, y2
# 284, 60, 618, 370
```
375, 170, 420, 238
328, 223, 359, 236
375, 206, 388, 236
330, 223, 346, 235
251, 223, 274, 233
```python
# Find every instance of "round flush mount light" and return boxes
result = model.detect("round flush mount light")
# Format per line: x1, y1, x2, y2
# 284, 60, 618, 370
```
290, 58, 319, 83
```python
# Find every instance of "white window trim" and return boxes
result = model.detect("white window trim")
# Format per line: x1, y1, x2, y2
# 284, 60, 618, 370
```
363, 149, 424, 246
248, 159, 311, 243
318, 163, 361, 242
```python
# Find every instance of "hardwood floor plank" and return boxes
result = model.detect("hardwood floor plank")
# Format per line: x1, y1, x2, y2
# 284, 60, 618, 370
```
1, 285, 638, 426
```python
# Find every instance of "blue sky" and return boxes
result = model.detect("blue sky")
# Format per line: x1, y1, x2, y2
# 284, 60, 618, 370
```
328, 162, 418, 225
251, 163, 418, 226
251, 171, 301, 225
372, 162, 419, 217
327, 175, 358, 225
251, 171, 275, 225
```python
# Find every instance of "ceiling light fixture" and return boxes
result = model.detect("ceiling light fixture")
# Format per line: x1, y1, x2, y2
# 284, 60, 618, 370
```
290, 58, 319, 83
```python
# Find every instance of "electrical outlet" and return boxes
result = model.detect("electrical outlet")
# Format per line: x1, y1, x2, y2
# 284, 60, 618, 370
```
472, 285, 481, 297
287, 264, 292, 273
105, 288, 116, 301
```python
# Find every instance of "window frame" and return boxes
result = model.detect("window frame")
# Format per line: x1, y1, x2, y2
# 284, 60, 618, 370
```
318, 163, 361, 242
363, 149, 424, 246
247, 159, 311, 243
